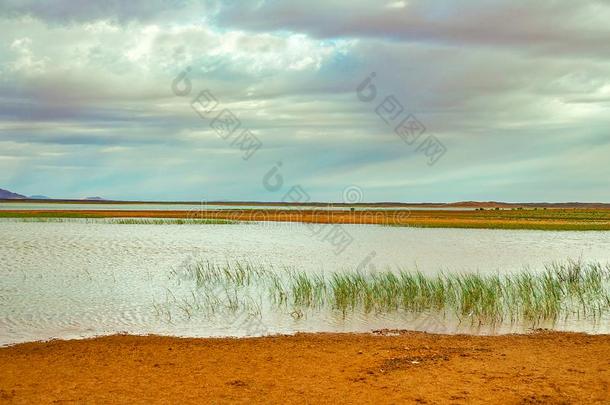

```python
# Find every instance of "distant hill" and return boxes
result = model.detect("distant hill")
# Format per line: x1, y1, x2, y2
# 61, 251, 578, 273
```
83, 196, 105, 201
0, 188, 27, 199
446, 201, 610, 209
29, 195, 50, 200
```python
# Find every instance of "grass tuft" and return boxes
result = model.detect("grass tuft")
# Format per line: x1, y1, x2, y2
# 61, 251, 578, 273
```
175, 259, 610, 327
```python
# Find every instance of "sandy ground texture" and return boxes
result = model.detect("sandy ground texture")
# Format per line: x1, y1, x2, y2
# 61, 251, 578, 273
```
1, 330, 609, 404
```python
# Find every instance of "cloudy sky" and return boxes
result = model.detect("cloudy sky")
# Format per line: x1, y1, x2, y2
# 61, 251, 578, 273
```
1, 0, 609, 202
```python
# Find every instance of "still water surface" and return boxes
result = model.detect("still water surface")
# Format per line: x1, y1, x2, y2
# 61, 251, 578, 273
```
1, 221, 609, 346
0, 202, 470, 211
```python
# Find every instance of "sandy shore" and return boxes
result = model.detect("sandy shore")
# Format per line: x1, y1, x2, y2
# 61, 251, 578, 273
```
1, 331, 609, 404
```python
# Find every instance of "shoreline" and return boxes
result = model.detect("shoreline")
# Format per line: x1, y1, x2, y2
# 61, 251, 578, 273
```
3, 208, 610, 230
1, 331, 609, 403
3, 199, 610, 209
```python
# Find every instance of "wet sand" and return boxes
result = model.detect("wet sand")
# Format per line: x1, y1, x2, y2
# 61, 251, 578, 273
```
1, 331, 609, 404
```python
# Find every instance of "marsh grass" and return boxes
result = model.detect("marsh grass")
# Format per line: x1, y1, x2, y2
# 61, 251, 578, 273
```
109, 218, 238, 225
3, 208, 610, 230
2, 217, 237, 225
176, 260, 610, 327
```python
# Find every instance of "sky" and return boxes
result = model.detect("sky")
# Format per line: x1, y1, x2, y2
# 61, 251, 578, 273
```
1, 0, 609, 202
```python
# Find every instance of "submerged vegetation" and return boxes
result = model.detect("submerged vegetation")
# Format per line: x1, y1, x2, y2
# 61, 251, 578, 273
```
171, 260, 610, 327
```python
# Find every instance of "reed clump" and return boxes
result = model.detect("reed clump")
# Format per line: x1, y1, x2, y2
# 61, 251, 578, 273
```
176, 260, 610, 326
108, 218, 237, 225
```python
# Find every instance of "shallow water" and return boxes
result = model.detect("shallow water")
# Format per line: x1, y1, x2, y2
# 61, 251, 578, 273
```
1, 220, 609, 346
0, 202, 470, 211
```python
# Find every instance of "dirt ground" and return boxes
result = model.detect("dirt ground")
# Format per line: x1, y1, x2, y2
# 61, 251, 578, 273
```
1, 331, 609, 404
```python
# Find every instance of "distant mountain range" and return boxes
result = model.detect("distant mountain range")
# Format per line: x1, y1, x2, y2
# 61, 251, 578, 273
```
0, 188, 107, 201
0, 188, 27, 199
1, 187, 608, 208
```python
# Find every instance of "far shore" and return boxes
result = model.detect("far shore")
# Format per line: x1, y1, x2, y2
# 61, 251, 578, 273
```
2, 207, 610, 230
1, 331, 609, 403
3, 198, 610, 209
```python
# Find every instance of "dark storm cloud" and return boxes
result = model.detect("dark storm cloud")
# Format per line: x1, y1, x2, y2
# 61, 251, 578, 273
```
0, 0, 209, 24
211, 0, 610, 58
0, 0, 609, 201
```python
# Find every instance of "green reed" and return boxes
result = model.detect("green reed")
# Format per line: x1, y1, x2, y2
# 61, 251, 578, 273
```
108, 218, 237, 225
176, 260, 610, 326
2, 217, 237, 225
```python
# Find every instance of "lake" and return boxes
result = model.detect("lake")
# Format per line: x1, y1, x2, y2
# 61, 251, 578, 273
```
1, 220, 609, 346
0, 202, 472, 211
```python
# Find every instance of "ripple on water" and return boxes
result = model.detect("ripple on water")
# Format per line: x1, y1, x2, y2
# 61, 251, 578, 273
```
1, 220, 610, 346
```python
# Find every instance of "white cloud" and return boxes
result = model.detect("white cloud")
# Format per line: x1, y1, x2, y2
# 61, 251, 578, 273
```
386, 1, 408, 9
0, 1, 609, 201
